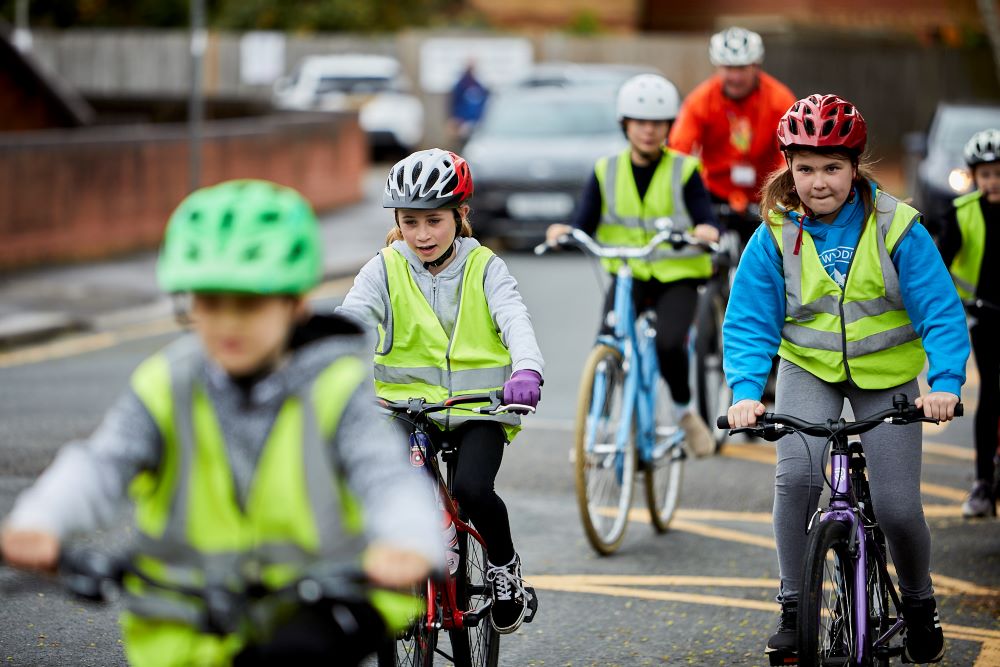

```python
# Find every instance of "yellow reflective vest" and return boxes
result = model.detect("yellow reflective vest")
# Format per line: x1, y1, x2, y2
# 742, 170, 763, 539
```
766, 190, 927, 388
949, 190, 985, 300
374, 245, 519, 439
122, 338, 419, 667
594, 147, 712, 282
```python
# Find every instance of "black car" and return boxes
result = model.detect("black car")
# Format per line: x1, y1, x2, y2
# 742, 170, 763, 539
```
463, 86, 627, 248
906, 102, 1000, 222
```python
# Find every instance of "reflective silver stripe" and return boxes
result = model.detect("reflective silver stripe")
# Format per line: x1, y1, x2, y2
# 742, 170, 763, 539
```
374, 364, 510, 392
843, 296, 903, 322
782, 322, 919, 357
781, 220, 811, 320
647, 245, 708, 260
668, 154, 692, 230
952, 274, 976, 294
160, 339, 199, 548
603, 153, 619, 223
429, 410, 520, 428
846, 325, 919, 357
124, 591, 204, 626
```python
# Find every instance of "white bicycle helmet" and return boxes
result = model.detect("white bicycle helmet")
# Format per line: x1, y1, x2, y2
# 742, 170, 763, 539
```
616, 74, 680, 122
383, 148, 474, 209
964, 129, 1000, 167
709, 27, 765, 67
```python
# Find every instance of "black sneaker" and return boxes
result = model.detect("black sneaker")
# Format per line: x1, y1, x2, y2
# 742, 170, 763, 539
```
902, 596, 944, 664
487, 554, 527, 634
765, 600, 798, 656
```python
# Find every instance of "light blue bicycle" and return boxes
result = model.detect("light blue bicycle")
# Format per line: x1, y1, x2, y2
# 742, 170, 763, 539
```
536, 223, 716, 554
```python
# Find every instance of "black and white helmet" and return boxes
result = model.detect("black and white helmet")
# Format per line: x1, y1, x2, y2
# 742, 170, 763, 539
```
709, 27, 764, 67
964, 129, 1000, 167
383, 148, 474, 209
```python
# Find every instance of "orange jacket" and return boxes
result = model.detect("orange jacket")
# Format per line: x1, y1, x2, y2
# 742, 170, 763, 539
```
669, 72, 795, 209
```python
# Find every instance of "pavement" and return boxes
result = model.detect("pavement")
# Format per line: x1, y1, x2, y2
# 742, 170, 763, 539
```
0, 170, 390, 348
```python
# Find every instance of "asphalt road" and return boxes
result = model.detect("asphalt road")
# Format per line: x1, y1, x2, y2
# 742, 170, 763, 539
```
0, 251, 997, 667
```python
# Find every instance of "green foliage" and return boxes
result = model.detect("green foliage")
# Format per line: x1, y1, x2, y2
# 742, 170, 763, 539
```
565, 9, 602, 36
2, 0, 468, 31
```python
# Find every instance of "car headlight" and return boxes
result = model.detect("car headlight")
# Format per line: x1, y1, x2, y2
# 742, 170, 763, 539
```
948, 168, 972, 193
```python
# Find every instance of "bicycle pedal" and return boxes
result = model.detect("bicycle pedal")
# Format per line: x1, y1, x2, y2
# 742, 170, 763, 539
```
766, 649, 799, 666
522, 586, 539, 624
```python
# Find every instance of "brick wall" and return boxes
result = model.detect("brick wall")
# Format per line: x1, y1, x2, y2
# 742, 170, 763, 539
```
0, 112, 367, 271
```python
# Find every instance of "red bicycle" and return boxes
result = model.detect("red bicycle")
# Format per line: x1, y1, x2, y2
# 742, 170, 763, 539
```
376, 391, 538, 667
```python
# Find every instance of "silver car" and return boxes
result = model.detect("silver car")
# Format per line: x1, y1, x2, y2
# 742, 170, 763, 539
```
463, 85, 626, 248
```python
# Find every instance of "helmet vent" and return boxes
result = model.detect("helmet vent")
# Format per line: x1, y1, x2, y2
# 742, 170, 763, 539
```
189, 211, 201, 223
411, 161, 423, 182
186, 244, 199, 261
803, 118, 815, 136
839, 120, 853, 137
788, 118, 798, 135
259, 211, 279, 224
822, 119, 835, 136
443, 173, 458, 195
244, 245, 261, 261
220, 211, 234, 231
287, 239, 305, 263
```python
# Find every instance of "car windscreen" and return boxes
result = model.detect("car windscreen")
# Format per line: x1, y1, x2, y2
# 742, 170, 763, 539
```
936, 108, 1000, 151
315, 76, 393, 95
477, 96, 617, 137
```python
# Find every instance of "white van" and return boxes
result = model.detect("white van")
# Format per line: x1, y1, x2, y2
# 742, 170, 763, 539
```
273, 54, 424, 152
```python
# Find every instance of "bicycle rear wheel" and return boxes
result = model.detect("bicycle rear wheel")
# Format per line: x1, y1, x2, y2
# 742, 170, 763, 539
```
449, 526, 499, 667
799, 520, 858, 667
574, 344, 636, 555
644, 377, 685, 533
692, 282, 731, 452
381, 588, 436, 667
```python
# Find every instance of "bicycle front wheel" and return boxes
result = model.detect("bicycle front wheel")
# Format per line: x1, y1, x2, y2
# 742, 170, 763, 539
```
692, 283, 731, 452
449, 525, 500, 667
644, 377, 684, 533
799, 520, 858, 667
574, 344, 636, 555
381, 588, 437, 667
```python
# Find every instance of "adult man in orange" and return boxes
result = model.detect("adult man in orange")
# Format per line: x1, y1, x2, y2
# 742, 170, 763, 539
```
669, 27, 795, 243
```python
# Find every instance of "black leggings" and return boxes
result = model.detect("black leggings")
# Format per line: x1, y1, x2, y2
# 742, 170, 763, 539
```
601, 277, 701, 405
971, 321, 999, 482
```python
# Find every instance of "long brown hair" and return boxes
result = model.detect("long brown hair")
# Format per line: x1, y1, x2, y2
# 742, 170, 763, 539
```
384, 208, 474, 246
760, 150, 879, 223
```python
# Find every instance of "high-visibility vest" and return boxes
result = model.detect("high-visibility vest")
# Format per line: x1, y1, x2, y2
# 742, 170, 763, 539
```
594, 147, 712, 282
949, 190, 985, 300
122, 338, 420, 667
766, 190, 927, 388
374, 245, 519, 439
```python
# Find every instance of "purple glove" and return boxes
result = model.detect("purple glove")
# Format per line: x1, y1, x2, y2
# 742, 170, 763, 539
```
502, 370, 542, 414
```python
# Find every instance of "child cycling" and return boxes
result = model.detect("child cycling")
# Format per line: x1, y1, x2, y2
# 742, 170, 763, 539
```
337, 148, 545, 635
723, 95, 969, 664
0, 180, 443, 667
546, 74, 721, 457
936, 128, 1000, 518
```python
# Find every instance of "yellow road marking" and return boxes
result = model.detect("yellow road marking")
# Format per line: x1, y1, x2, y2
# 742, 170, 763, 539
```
0, 277, 355, 369
719, 442, 776, 464
974, 640, 1000, 667
920, 481, 969, 502
921, 441, 975, 461
677, 508, 773, 523
531, 574, 780, 588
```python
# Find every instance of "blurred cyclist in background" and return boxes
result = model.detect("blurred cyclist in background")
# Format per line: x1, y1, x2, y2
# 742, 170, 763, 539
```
670, 26, 796, 244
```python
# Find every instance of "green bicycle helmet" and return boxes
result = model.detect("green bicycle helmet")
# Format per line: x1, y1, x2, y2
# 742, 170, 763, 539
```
157, 180, 322, 294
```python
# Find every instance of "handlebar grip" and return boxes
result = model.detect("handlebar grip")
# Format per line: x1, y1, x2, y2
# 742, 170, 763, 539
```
716, 415, 730, 430
954, 403, 964, 418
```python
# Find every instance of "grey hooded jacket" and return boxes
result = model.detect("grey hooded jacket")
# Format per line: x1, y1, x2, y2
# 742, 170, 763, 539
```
337, 238, 544, 377
5, 314, 444, 566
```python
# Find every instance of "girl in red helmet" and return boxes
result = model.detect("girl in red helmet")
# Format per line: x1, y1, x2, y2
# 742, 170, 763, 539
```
723, 95, 969, 663
338, 148, 544, 635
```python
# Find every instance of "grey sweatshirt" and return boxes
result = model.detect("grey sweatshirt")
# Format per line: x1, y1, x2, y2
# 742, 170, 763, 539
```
337, 237, 544, 376
5, 314, 444, 566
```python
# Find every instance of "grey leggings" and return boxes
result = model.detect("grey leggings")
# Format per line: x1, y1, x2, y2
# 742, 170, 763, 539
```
773, 359, 934, 602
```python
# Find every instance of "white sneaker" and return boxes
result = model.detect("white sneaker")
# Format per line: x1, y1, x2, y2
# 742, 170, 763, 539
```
680, 411, 715, 458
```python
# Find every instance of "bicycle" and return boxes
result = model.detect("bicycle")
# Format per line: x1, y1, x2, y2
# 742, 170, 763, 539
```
5, 546, 400, 667
963, 296, 1000, 505
536, 223, 716, 555
376, 391, 539, 667
718, 393, 963, 666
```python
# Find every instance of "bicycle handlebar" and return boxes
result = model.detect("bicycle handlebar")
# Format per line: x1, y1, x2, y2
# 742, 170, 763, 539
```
534, 226, 719, 259
377, 389, 536, 418
716, 393, 963, 442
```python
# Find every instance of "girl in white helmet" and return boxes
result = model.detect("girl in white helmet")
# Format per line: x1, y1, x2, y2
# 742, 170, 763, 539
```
937, 128, 1000, 518
338, 148, 544, 635
547, 74, 722, 457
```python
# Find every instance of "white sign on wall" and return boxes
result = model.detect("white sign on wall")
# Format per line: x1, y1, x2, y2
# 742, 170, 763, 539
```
419, 37, 534, 93
240, 31, 286, 85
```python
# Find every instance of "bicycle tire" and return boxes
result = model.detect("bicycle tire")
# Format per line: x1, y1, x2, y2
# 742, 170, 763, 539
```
799, 519, 858, 667
644, 377, 684, 533
380, 587, 437, 667
866, 528, 891, 667
574, 344, 636, 556
692, 283, 731, 452
449, 525, 500, 667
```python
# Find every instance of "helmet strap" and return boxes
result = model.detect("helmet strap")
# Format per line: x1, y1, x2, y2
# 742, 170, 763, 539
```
423, 241, 455, 270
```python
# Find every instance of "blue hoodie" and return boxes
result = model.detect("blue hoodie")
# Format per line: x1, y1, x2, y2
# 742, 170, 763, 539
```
723, 182, 969, 403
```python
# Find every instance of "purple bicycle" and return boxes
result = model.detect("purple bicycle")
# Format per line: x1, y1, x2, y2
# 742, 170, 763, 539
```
719, 393, 962, 666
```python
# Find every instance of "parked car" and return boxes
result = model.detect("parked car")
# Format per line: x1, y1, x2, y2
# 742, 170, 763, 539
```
906, 102, 1000, 220
512, 62, 661, 89
463, 85, 627, 248
272, 54, 424, 153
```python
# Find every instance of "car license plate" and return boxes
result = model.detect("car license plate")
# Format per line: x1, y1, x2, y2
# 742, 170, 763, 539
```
507, 193, 574, 220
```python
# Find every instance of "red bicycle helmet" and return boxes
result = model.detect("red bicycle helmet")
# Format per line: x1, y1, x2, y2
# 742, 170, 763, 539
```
777, 94, 867, 155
